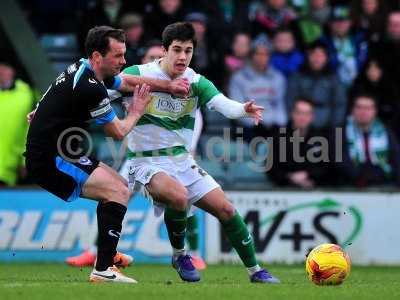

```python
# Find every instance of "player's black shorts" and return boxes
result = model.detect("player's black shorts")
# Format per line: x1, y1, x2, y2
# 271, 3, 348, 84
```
25, 151, 99, 202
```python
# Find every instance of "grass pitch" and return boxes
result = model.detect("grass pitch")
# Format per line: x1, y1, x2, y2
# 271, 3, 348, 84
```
1, 264, 399, 300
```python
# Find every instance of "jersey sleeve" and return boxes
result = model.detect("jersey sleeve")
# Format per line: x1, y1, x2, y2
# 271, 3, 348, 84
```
123, 65, 141, 75
103, 75, 122, 90
193, 75, 221, 108
77, 81, 116, 125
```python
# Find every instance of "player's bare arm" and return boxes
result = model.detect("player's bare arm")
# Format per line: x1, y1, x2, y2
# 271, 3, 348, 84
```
103, 83, 151, 140
118, 73, 189, 97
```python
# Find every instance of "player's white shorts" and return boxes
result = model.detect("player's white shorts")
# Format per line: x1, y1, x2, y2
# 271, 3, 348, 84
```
122, 154, 220, 216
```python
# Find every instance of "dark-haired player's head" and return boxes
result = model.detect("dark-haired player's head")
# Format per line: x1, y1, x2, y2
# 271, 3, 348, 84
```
291, 98, 315, 130
161, 22, 196, 78
85, 26, 126, 77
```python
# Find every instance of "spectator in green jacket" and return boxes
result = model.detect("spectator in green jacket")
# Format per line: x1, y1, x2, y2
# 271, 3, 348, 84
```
0, 62, 35, 186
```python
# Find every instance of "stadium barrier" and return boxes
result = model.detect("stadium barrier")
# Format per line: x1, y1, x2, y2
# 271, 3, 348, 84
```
1, 189, 399, 265
0, 189, 205, 263
206, 191, 400, 266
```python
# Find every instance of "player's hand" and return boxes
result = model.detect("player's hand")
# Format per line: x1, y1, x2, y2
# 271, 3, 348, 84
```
128, 84, 151, 117
168, 78, 190, 98
27, 109, 36, 123
244, 100, 264, 125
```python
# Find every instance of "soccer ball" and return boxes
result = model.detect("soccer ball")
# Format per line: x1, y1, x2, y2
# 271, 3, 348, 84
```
305, 243, 351, 285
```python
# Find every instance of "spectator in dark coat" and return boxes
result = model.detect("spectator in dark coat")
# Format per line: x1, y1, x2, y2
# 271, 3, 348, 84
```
334, 94, 400, 187
369, 11, 400, 106
120, 14, 146, 66
349, 58, 400, 133
268, 98, 330, 188
144, 0, 186, 40
249, 0, 297, 37
350, 0, 388, 42
286, 41, 347, 129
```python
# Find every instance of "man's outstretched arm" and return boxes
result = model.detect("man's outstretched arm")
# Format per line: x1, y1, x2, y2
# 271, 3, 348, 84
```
118, 74, 190, 97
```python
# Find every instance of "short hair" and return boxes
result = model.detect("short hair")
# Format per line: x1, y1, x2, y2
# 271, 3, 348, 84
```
352, 93, 377, 108
144, 39, 163, 51
273, 26, 294, 37
161, 22, 197, 50
306, 40, 328, 54
140, 39, 163, 59
85, 26, 126, 57
293, 97, 315, 110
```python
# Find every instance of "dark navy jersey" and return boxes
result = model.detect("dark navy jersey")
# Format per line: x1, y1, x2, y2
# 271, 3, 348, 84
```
26, 58, 121, 155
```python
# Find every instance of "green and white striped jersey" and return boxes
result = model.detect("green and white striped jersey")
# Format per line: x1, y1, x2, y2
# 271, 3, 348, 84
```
123, 60, 220, 157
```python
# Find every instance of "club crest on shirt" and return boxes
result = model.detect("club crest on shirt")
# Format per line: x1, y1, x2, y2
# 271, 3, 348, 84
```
79, 156, 92, 166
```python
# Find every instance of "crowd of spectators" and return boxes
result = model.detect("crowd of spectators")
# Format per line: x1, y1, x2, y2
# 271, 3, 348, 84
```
3, 0, 400, 189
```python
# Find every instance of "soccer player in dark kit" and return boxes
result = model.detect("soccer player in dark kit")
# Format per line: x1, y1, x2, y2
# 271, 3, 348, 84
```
25, 26, 189, 283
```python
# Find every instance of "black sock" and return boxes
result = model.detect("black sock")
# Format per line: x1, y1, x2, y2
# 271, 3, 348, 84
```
95, 201, 127, 271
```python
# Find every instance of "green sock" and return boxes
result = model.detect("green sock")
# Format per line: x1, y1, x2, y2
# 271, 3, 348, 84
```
164, 208, 187, 251
186, 215, 199, 251
221, 211, 258, 268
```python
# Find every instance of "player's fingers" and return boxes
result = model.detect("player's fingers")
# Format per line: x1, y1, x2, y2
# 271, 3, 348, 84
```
133, 84, 139, 97
139, 83, 148, 96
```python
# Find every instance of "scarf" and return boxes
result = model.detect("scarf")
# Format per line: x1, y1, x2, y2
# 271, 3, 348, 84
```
346, 116, 391, 175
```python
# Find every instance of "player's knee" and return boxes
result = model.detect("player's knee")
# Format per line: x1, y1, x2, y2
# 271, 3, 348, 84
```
217, 202, 236, 222
106, 184, 131, 205
171, 187, 189, 210
118, 185, 132, 204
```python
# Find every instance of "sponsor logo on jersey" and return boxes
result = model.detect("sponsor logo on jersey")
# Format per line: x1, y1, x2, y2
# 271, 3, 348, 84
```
67, 64, 77, 74
90, 103, 111, 117
88, 78, 97, 84
99, 98, 110, 106
145, 94, 196, 119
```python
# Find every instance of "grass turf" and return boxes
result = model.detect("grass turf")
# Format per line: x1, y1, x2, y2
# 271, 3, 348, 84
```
0, 264, 399, 300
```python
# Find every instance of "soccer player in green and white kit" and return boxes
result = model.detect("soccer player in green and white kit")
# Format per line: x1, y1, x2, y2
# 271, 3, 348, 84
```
124, 22, 279, 283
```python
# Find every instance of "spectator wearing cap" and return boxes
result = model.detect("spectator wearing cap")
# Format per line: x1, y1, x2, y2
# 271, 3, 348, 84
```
0, 62, 35, 186
120, 13, 146, 66
229, 36, 287, 141
334, 94, 400, 187
286, 42, 347, 129
249, 0, 297, 37
320, 5, 368, 87
185, 12, 225, 87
